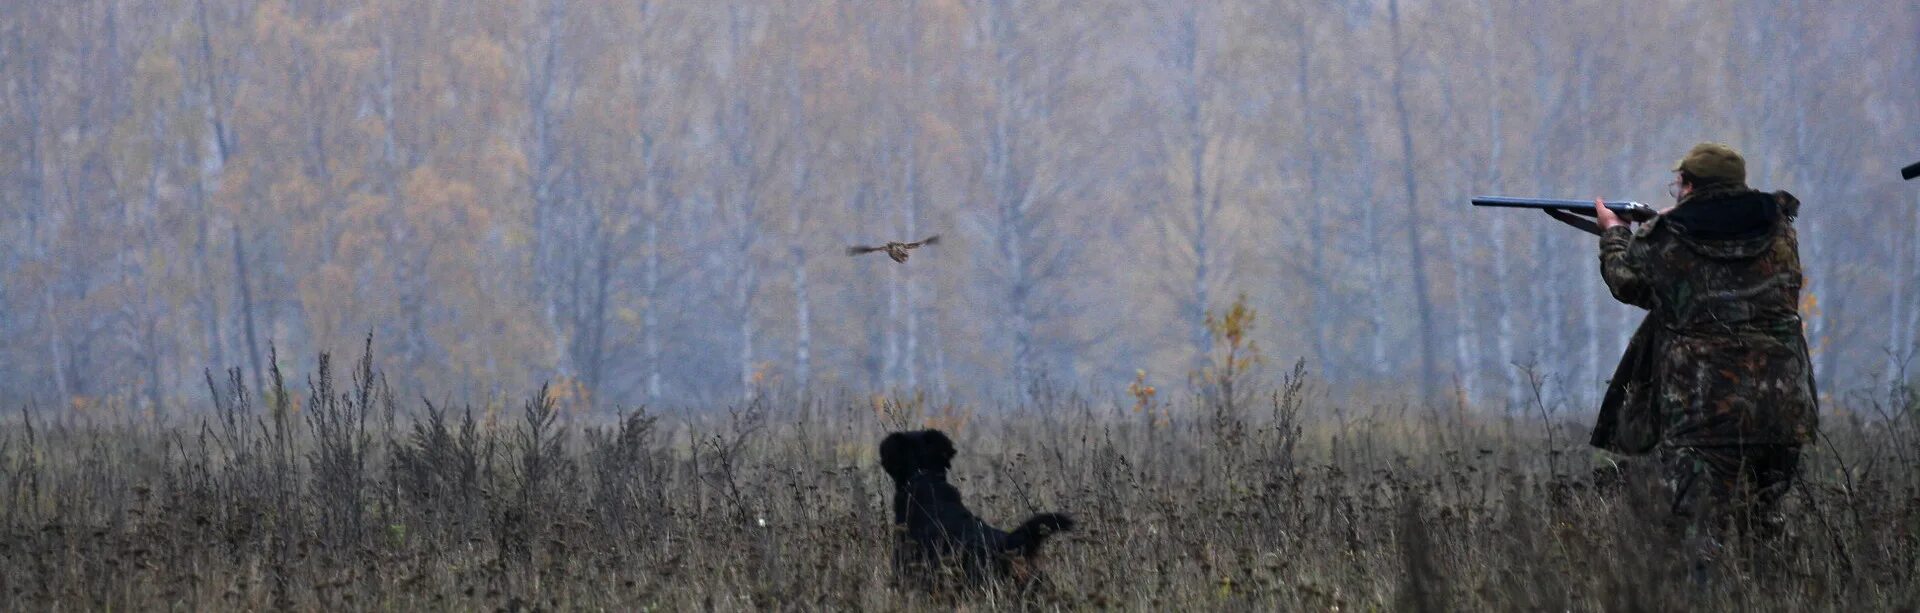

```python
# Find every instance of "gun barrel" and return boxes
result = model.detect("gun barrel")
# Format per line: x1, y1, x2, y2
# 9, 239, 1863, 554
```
1471, 196, 1657, 221
1903, 161, 1919, 181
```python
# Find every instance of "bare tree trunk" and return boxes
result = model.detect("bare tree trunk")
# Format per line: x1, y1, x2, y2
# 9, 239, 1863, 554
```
1295, 17, 1331, 381
720, 3, 766, 402
1525, 146, 1561, 393
1584, 258, 1607, 406
856, 187, 887, 389
144, 316, 164, 418
527, 0, 570, 376
1575, 52, 1604, 409
643, 219, 663, 400
44, 287, 71, 405
1389, 0, 1438, 399
1489, 211, 1517, 408
137, 117, 169, 417
1355, 101, 1389, 377
585, 230, 611, 411
1900, 18, 1920, 379
627, 2, 666, 402
736, 257, 757, 401
1524, 56, 1563, 399
885, 257, 902, 388
903, 193, 922, 390
986, 0, 1034, 390
192, 0, 231, 164
728, 156, 761, 400
190, 0, 229, 373
882, 151, 902, 387
1483, 85, 1519, 408
19, 52, 66, 403
184, 120, 224, 372
233, 226, 265, 397
1168, 5, 1216, 370
788, 163, 811, 391
1898, 192, 1920, 376
1889, 195, 1913, 379
904, 273, 921, 389
901, 3, 923, 390
792, 246, 811, 388
372, 29, 432, 377
1475, 1, 1513, 408
1006, 218, 1034, 389
785, 67, 814, 392
1430, 79, 1482, 402
726, 151, 762, 402
1532, 128, 1565, 386
929, 282, 949, 398
1189, 152, 1212, 372
936, 292, 952, 399
1448, 223, 1478, 403
1818, 287, 1844, 392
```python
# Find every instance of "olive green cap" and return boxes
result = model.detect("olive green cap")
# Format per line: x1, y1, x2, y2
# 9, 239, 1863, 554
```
1672, 142, 1746, 186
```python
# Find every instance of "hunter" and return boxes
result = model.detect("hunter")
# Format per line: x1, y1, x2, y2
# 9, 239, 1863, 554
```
1589, 142, 1819, 549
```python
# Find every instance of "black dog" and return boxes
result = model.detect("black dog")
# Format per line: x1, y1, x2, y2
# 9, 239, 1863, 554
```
879, 429, 1074, 586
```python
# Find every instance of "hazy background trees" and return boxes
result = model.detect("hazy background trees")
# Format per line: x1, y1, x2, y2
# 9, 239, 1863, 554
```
2, 0, 1916, 413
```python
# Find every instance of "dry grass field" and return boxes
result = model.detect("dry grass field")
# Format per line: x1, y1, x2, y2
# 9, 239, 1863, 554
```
1, 350, 1915, 611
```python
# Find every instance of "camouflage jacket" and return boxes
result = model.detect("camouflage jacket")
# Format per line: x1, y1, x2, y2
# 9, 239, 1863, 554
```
1590, 185, 1818, 452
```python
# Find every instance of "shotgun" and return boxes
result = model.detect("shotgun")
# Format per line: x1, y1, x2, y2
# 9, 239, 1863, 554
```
1471, 196, 1659, 236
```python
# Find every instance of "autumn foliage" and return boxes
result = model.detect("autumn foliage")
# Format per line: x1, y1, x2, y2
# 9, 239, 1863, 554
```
5, 1, 1917, 415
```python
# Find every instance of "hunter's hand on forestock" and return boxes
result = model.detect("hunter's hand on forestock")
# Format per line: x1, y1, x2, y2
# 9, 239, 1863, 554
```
1594, 197, 1625, 231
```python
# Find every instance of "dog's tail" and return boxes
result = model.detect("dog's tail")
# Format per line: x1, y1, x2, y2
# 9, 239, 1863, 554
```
1005, 512, 1075, 557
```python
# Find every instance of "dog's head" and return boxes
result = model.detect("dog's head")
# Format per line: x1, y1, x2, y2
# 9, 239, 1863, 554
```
879, 429, 957, 484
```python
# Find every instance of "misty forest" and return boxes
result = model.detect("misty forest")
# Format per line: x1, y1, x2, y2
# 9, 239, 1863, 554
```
1, 0, 1918, 610
4, 0, 1917, 411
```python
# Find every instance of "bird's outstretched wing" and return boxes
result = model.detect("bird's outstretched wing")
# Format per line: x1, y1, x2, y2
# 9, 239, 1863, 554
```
907, 235, 941, 249
847, 245, 884, 256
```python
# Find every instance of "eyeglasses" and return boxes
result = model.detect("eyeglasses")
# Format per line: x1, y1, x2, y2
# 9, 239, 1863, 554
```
1667, 179, 1684, 200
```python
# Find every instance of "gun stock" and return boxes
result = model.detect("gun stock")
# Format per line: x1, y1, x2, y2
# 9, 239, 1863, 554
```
1903, 161, 1919, 181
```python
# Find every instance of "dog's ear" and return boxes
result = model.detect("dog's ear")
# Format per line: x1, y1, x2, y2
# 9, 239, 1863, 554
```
879, 432, 916, 483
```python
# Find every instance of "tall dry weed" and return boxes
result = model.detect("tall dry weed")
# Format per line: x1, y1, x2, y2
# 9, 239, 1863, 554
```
0, 345, 1914, 610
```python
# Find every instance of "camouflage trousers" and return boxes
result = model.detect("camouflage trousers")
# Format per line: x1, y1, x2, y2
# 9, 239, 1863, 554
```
1658, 444, 1801, 548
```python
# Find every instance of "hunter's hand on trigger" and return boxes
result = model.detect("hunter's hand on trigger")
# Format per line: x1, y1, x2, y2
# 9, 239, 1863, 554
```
1595, 197, 1624, 231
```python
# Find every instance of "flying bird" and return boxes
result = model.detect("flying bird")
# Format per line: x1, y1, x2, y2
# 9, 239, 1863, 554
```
847, 235, 940, 263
